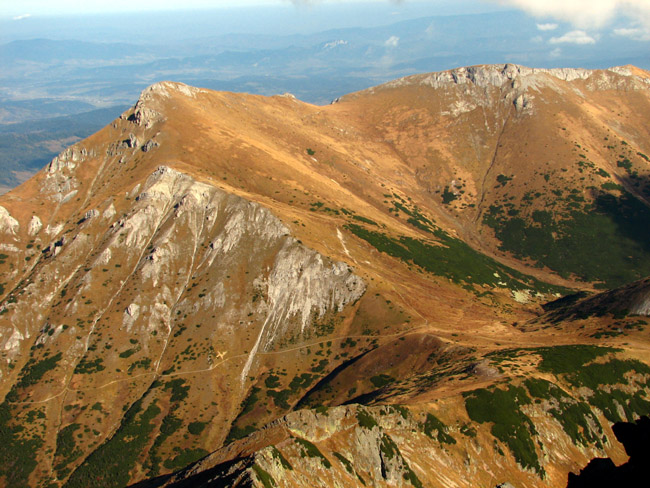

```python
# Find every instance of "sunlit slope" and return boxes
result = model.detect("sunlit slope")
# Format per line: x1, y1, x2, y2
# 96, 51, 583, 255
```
0, 65, 648, 487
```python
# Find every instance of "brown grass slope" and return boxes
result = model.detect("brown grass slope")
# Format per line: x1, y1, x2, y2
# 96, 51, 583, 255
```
0, 64, 649, 487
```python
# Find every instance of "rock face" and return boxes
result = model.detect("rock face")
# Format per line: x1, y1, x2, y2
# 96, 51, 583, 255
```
381, 63, 649, 91
1, 64, 650, 488
0, 206, 19, 234
155, 394, 646, 488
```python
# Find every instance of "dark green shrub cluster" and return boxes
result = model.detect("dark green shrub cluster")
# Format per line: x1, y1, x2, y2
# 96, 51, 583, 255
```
351, 214, 378, 226
16, 353, 63, 388
356, 408, 378, 429
379, 434, 422, 487
73, 357, 105, 374
54, 423, 82, 477
162, 447, 209, 470
442, 186, 458, 204
270, 446, 293, 470
422, 413, 456, 445
240, 387, 261, 415
333, 451, 354, 474
163, 379, 190, 403
535, 345, 614, 375
524, 378, 603, 447
265, 374, 281, 389
187, 421, 207, 435
294, 438, 331, 468
0, 400, 44, 486
64, 398, 161, 487
252, 463, 277, 488
345, 224, 561, 293
267, 373, 315, 409
118, 348, 137, 358
370, 374, 395, 388
464, 386, 542, 474
484, 189, 650, 288
145, 412, 182, 476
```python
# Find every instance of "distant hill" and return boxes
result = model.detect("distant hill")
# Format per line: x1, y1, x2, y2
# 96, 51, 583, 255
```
0, 105, 129, 192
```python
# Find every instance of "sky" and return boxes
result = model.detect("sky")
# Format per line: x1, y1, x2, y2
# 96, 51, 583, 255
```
4, 0, 400, 16
3, 0, 650, 37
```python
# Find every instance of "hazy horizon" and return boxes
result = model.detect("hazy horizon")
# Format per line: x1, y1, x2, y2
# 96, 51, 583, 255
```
1, 0, 649, 190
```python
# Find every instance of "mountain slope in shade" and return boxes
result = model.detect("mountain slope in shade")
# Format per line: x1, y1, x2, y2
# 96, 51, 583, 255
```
0, 64, 649, 487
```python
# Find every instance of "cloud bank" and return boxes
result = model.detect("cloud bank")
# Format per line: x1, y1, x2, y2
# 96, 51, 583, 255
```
549, 30, 597, 44
536, 23, 558, 31
494, 0, 650, 30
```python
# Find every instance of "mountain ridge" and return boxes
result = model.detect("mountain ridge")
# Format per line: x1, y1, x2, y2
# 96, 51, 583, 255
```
1, 64, 650, 487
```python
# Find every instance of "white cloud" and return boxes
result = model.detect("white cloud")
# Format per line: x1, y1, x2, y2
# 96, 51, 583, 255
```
385, 35, 400, 48
12, 13, 32, 20
549, 47, 562, 58
536, 22, 558, 31
493, 0, 650, 30
614, 26, 650, 40
549, 30, 597, 44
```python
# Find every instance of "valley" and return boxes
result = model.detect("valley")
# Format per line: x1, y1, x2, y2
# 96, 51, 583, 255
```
0, 64, 649, 487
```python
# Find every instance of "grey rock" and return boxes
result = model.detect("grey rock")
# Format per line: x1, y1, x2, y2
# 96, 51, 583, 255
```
141, 139, 159, 152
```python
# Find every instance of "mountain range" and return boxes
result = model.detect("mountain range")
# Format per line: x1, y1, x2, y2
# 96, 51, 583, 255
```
1, 63, 650, 487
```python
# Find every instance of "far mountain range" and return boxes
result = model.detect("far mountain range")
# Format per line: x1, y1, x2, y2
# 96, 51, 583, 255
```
1, 7, 649, 191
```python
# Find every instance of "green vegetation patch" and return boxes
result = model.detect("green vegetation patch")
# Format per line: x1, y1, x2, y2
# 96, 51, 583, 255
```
252, 463, 277, 488
567, 358, 650, 389
146, 412, 183, 476
163, 379, 190, 403
370, 374, 395, 389
15, 352, 63, 389
351, 214, 378, 226
524, 378, 603, 447
379, 434, 423, 488
240, 386, 261, 415
265, 374, 281, 389
422, 413, 456, 445
64, 397, 161, 488
163, 448, 209, 471
345, 224, 561, 293
488, 346, 650, 426
333, 451, 354, 474
294, 438, 331, 468
589, 389, 650, 423
188, 421, 207, 436
535, 345, 615, 375
464, 385, 542, 474
356, 408, 379, 429
267, 373, 316, 409
118, 348, 137, 358
442, 186, 458, 204
0, 399, 45, 485
54, 423, 83, 477
270, 446, 293, 470
73, 356, 105, 374
484, 189, 650, 287
225, 424, 257, 443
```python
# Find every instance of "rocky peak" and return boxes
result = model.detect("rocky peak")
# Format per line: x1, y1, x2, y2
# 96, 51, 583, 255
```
381, 63, 649, 92
126, 81, 207, 129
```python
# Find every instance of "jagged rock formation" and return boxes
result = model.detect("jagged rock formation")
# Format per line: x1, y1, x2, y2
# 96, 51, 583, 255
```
0, 65, 649, 487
